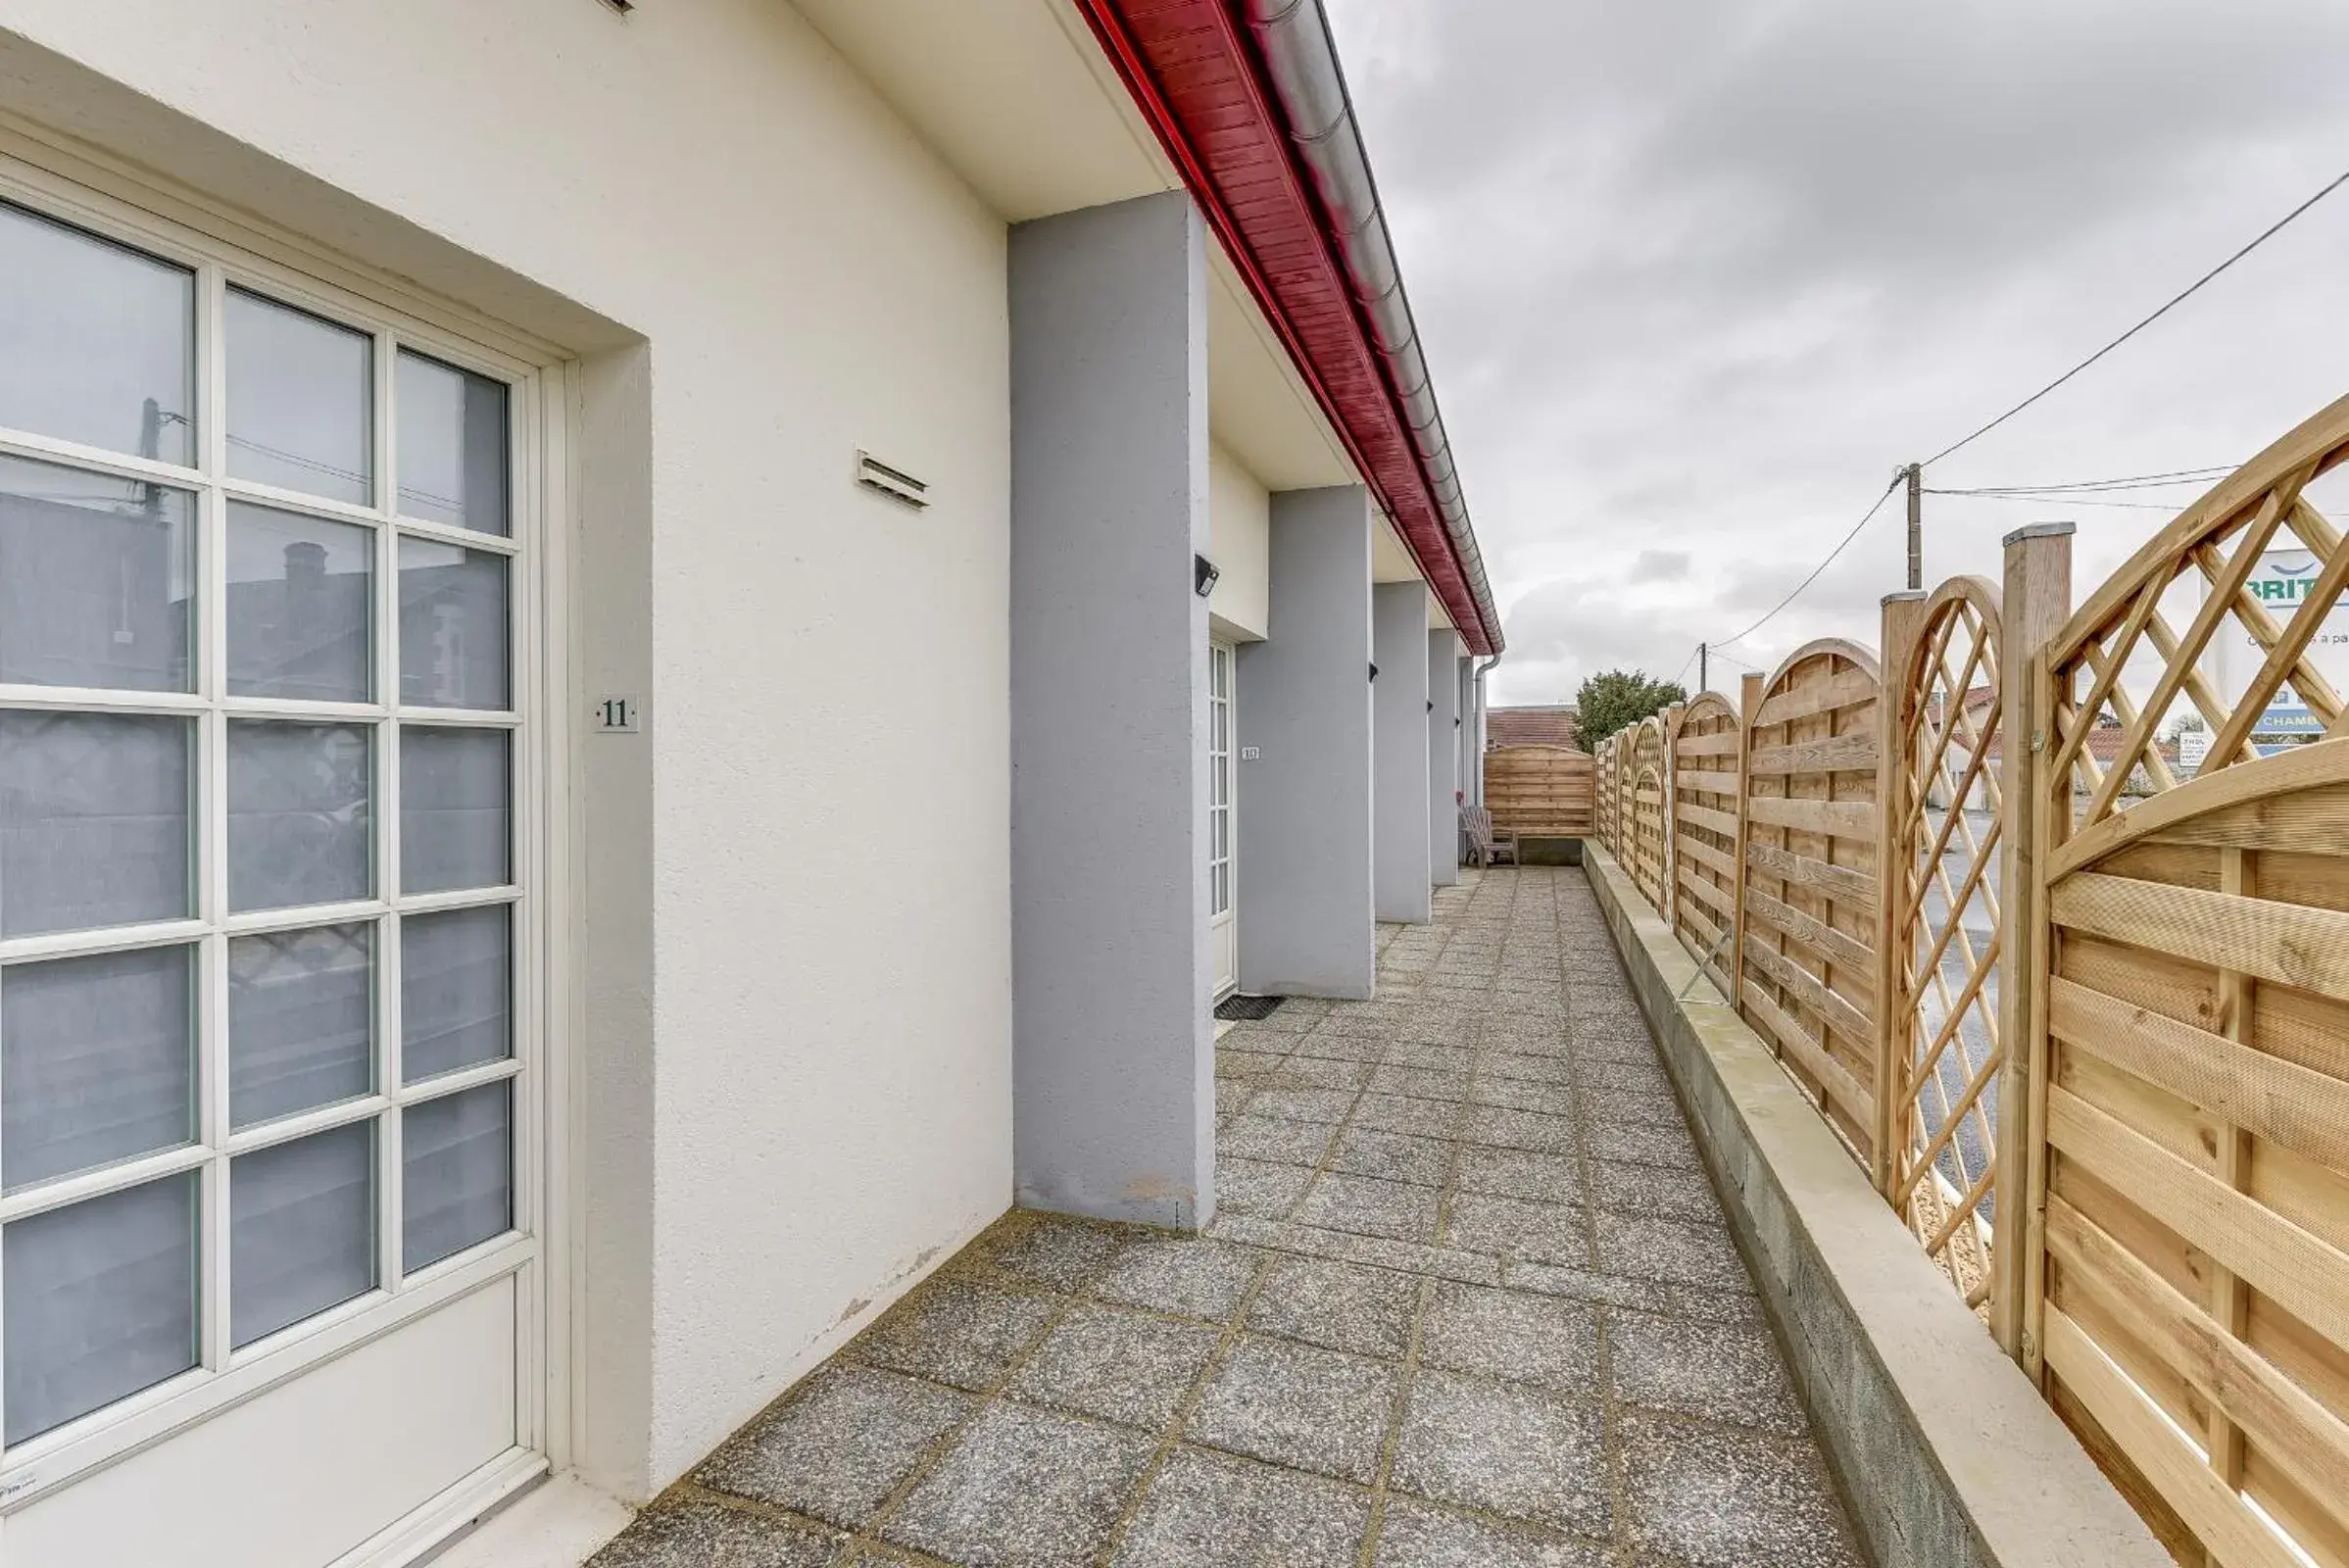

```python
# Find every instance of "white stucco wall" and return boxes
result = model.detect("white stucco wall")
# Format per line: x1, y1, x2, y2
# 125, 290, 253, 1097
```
1207, 439, 1271, 642
0, 0, 1014, 1500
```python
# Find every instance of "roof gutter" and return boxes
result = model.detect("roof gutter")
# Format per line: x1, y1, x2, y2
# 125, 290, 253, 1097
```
1068, 0, 1500, 655
1242, 0, 1501, 654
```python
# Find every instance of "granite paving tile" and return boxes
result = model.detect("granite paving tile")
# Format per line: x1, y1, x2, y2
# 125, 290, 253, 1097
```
1111, 1446, 1369, 1568
1607, 1310, 1805, 1435
1584, 1116, 1701, 1170
1418, 1281, 1601, 1393
881, 1401, 1155, 1568
1009, 1303, 1223, 1431
1592, 1211, 1749, 1291
1371, 1497, 1607, 1567
1329, 1126, 1455, 1187
1190, 1334, 1399, 1482
1590, 1159, 1723, 1223
695, 1365, 974, 1528
1392, 1371, 1609, 1535
1444, 1193, 1591, 1267
588, 1498, 845, 1567
1248, 1085, 1359, 1124
1297, 1170, 1444, 1244
1618, 1413, 1861, 1567
1459, 1104, 1580, 1154
1216, 1155, 1315, 1217
1350, 1092, 1466, 1140
1093, 1238, 1262, 1321
973, 1216, 1127, 1293
1453, 1146, 1585, 1205
850, 1280, 1062, 1391
1219, 1113, 1340, 1166
1245, 1254, 1421, 1358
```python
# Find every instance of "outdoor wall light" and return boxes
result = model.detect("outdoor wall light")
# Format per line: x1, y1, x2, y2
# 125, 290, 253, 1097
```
1369, 662, 1380, 682
1195, 554, 1220, 598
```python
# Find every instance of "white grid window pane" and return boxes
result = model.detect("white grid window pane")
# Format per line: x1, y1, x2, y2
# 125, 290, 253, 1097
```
224, 289, 371, 507
400, 727, 510, 894
226, 720, 371, 913
0, 452, 194, 693
3, 1171, 198, 1446
0, 710, 192, 938
0, 188, 532, 1458
398, 538, 508, 710
2, 945, 195, 1192
230, 1120, 374, 1348
396, 351, 509, 536
401, 906, 510, 1084
402, 1080, 510, 1271
225, 502, 372, 703
228, 923, 373, 1130
0, 200, 194, 466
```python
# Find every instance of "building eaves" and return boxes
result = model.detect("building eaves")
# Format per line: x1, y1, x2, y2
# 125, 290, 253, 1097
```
1070, 0, 1501, 655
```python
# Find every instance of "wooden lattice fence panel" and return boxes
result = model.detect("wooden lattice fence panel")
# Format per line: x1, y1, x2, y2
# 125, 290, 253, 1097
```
1739, 640, 1884, 1164
2019, 400, 2349, 1568
1627, 716, 1668, 911
1487, 746, 1594, 837
1596, 737, 1617, 852
1886, 579, 2004, 1312
1670, 692, 1741, 992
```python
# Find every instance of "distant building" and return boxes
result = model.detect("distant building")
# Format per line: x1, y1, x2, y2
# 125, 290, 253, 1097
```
1487, 704, 1580, 750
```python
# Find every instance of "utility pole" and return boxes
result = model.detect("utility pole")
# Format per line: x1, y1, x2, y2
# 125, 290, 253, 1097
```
1903, 462, 1924, 591
1697, 642, 1708, 694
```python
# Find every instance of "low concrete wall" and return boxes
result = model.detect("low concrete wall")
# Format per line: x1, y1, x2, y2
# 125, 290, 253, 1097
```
1581, 846, 2165, 1568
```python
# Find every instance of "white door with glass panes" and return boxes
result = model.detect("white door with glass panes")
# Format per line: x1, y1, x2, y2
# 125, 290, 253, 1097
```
1209, 642, 1237, 999
0, 178, 549, 1566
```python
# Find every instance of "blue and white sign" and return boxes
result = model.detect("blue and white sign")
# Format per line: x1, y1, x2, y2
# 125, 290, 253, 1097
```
2204, 550, 2349, 741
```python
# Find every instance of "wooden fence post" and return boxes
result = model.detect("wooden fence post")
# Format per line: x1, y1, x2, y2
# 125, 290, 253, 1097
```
1989, 523, 2072, 1369
1729, 672, 1763, 1019
1872, 592, 1929, 1198
1662, 701, 1686, 928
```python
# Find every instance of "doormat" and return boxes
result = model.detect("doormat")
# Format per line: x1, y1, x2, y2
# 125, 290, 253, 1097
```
1214, 994, 1285, 1021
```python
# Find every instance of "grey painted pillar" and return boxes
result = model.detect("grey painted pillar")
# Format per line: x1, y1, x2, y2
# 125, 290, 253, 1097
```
1429, 630, 1462, 886
1373, 584, 1432, 921
1236, 487, 1374, 998
1009, 191, 1212, 1229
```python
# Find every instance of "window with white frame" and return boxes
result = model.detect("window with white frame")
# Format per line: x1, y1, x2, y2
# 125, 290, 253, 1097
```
1209, 643, 1232, 917
0, 192, 530, 1453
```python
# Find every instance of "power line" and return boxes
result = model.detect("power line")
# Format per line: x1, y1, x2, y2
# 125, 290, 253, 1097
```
1713, 475, 1902, 652
1923, 487, 2180, 512
1923, 162, 2349, 467
1942, 465, 2237, 494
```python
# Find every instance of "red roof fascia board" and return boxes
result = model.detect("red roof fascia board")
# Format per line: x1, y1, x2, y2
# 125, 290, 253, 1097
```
1070, 0, 1495, 655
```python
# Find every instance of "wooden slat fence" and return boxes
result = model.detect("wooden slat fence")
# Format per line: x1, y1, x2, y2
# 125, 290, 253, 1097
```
2018, 399, 2349, 1568
1670, 692, 1741, 995
1486, 745, 1594, 837
1741, 639, 1884, 1164
1572, 395, 2349, 1567
1626, 715, 1669, 912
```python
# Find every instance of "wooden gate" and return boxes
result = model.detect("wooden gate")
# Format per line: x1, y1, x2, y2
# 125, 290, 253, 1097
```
2017, 401, 2349, 1567
1671, 692, 1742, 993
1739, 640, 1884, 1164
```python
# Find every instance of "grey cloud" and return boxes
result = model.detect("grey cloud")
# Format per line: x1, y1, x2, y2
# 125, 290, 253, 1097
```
1630, 549, 1690, 582
1327, 0, 2349, 701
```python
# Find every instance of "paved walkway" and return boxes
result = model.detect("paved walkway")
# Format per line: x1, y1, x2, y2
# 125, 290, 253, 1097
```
591, 868, 1862, 1568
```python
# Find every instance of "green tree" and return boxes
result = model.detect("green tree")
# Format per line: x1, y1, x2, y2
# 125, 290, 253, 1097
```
1572, 668, 1688, 751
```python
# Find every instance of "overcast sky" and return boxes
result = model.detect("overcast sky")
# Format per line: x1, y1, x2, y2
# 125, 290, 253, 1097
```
1324, 0, 2349, 707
